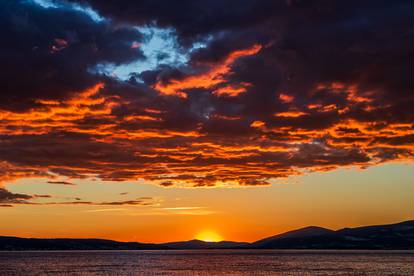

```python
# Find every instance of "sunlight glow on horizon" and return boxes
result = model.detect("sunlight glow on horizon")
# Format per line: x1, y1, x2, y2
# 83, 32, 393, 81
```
195, 230, 223, 242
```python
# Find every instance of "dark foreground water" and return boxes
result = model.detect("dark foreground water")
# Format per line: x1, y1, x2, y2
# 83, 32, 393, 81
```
1, 250, 414, 275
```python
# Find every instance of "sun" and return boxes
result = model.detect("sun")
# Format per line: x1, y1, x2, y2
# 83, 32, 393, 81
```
195, 230, 223, 242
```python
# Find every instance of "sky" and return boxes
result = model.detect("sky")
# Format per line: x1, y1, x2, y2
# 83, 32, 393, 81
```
0, 0, 413, 243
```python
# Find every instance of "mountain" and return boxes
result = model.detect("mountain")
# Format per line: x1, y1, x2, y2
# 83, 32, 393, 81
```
0, 237, 248, 251
253, 226, 334, 248
161, 239, 249, 249
253, 220, 414, 249
1, 219, 414, 250
0, 237, 166, 251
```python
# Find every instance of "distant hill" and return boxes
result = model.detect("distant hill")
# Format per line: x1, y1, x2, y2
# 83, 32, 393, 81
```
1, 219, 414, 250
0, 237, 165, 251
253, 220, 414, 249
253, 226, 334, 248
161, 239, 249, 249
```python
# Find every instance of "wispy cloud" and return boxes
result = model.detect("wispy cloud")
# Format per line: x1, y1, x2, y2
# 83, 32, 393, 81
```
161, 206, 217, 215
0, 187, 156, 207
83, 208, 128, 213
162, 206, 204, 210
47, 181, 76, 186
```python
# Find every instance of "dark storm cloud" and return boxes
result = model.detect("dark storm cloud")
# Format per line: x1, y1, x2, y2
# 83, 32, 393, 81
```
0, 0, 413, 187
68, 0, 281, 44
0, 0, 144, 111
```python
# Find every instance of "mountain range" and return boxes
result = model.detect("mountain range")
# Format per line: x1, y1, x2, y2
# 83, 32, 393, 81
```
1, 220, 414, 250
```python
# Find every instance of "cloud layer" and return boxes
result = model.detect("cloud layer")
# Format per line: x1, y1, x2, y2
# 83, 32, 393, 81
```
0, 187, 154, 207
0, 0, 413, 187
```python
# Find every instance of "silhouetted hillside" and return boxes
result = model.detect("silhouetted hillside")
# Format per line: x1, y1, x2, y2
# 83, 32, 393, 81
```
0, 237, 165, 251
253, 220, 414, 249
162, 239, 249, 249
253, 226, 334, 248
1, 220, 414, 250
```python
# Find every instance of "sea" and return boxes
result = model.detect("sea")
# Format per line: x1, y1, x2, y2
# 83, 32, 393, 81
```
1, 250, 414, 275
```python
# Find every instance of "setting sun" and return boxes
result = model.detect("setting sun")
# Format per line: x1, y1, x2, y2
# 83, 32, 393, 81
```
195, 231, 223, 242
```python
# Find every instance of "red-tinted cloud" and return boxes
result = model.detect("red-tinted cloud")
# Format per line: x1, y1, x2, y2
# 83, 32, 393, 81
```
0, 0, 413, 188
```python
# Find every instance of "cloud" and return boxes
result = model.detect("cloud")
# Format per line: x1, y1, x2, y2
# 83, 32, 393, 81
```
154, 44, 262, 97
0, 0, 413, 188
40, 198, 156, 206
0, 162, 50, 186
0, 186, 155, 207
34, 194, 52, 198
68, 0, 280, 44
161, 206, 217, 215
0, 0, 144, 111
83, 208, 127, 213
0, 188, 33, 204
47, 181, 77, 186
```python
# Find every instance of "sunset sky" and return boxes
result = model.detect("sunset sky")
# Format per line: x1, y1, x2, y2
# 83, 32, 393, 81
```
1, 0, 413, 243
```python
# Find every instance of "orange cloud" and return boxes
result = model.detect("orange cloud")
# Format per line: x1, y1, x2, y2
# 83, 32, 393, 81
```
0, 78, 413, 188
213, 85, 247, 97
154, 44, 262, 97
279, 93, 294, 103
274, 111, 308, 118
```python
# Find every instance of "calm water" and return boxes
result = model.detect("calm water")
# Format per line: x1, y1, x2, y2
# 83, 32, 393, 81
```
1, 250, 414, 275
